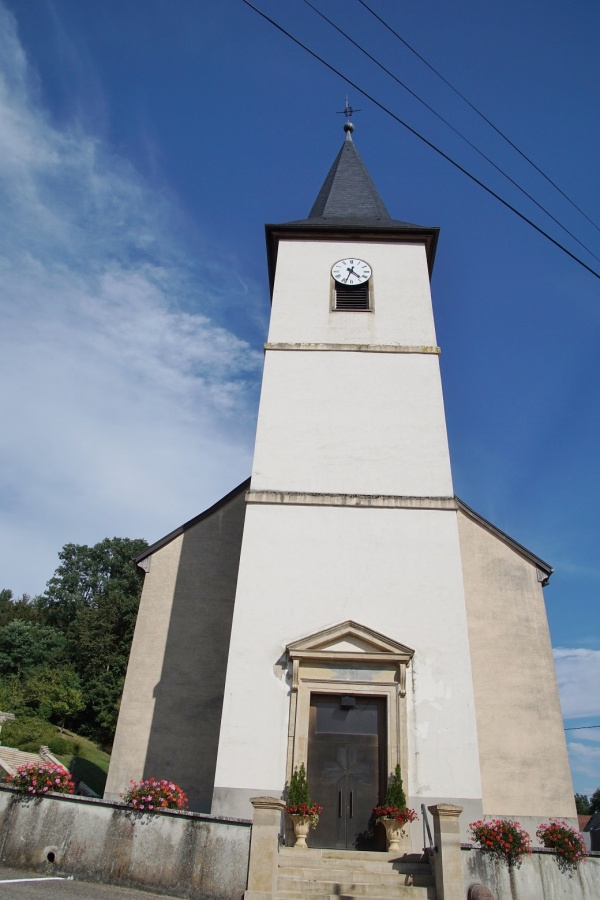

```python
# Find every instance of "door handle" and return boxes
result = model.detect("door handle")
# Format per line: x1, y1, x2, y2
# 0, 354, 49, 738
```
349, 791, 353, 819
338, 790, 342, 818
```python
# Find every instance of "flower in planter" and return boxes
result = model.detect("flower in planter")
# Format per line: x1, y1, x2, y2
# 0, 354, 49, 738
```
122, 778, 188, 811
7, 763, 74, 795
536, 820, 588, 874
373, 805, 418, 825
373, 765, 417, 826
285, 763, 322, 828
469, 819, 532, 869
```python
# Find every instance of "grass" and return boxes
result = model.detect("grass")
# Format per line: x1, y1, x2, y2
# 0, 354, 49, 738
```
55, 728, 111, 796
1, 718, 110, 797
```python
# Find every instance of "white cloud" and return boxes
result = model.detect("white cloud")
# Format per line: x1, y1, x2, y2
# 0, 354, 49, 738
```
0, 3, 262, 595
553, 648, 600, 720
552, 648, 600, 793
567, 743, 600, 799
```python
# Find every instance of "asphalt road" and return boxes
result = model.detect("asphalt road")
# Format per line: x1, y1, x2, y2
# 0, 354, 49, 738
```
0, 868, 177, 898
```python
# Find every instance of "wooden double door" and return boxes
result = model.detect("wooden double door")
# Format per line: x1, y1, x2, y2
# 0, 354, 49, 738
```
306, 694, 387, 850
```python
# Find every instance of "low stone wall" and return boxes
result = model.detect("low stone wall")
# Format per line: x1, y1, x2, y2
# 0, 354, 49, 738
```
462, 845, 600, 899
0, 786, 251, 899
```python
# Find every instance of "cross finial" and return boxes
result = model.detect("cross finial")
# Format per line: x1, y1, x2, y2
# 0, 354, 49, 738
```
336, 96, 360, 135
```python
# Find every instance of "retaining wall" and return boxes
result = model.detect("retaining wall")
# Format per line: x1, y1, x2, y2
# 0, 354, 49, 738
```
462, 845, 600, 899
0, 786, 251, 899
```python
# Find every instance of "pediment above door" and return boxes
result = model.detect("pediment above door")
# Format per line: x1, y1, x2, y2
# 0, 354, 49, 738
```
286, 620, 414, 665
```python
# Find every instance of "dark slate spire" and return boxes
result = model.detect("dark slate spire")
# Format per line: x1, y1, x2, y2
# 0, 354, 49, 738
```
306, 126, 391, 223
284, 126, 418, 228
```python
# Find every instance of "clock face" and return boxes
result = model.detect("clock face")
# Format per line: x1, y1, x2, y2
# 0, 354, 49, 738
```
331, 258, 372, 286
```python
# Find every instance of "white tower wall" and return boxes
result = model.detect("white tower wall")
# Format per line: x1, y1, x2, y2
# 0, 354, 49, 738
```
213, 233, 484, 842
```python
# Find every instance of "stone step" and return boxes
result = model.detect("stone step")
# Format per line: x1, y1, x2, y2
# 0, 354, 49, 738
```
278, 849, 429, 872
278, 868, 434, 886
277, 876, 435, 897
280, 849, 407, 862
278, 860, 431, 877
275, 888, 435, 900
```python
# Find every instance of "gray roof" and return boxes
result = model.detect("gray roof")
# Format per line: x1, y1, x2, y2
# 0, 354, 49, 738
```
284, 131, 419, 229
456, 496, 553, 583
135, 480, 553, 586
134, 478, 250, 564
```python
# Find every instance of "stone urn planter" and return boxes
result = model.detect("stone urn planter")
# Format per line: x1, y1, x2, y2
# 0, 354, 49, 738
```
378, 816, 411, 853
289, 814, 312, 848
285, 763, 322, 849
374, 765, 417, 853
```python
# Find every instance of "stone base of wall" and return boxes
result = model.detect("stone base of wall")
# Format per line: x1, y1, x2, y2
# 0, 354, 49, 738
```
463, 845, 600, 899
0, 786, 251, 899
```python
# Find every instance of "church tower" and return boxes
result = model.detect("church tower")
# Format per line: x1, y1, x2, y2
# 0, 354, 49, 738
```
106, 123, 575, 851
211, 123, 484, 841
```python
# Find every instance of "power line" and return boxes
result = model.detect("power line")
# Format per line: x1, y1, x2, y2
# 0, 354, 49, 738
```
303, 0, 600, 266
565, 725, 600, 731
241, 0, 600, 282
357, 0, 600, 236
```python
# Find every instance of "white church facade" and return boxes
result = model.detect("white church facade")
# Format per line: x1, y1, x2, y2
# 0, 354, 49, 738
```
104, 125, 575, 851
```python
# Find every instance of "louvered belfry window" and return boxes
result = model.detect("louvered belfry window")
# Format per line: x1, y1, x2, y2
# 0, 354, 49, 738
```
335, 281, 370, 311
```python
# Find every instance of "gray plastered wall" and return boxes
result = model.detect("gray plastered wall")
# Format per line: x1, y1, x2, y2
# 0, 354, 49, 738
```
104, 484, 247, 811
457, 507, 575, 820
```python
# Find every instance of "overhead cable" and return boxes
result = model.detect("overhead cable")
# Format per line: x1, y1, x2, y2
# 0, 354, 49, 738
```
357, 0, 600, 236
303, 0, 600, 265
564, 725, 600, 731
241, 0, 600, 281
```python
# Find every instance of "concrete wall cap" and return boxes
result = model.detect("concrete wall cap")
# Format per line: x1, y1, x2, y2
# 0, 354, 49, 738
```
428, 803, 463, 817
250, 797, 286, 810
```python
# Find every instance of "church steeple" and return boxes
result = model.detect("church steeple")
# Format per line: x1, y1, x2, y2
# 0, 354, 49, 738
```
305, 127, 392, 224
266, 126, 439, 292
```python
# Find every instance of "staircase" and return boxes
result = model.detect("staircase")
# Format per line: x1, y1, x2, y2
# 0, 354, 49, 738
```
276, 848, 436, 900
0, 745, 64, 777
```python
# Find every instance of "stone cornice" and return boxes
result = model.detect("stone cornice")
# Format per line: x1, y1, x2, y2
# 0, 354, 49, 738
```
264, 342, 440, 355
246, 490, 457, 511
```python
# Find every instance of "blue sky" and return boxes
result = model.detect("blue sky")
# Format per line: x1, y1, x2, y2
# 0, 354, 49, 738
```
0, 0, 598, 797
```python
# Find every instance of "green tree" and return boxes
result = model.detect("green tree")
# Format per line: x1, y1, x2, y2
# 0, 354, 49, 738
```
41, 537, 148, 629
1, 537, 148, 747
0, 675, 27, 716
383, 764, 407, 809
288, 763, 311, 806
41, 536, 147, 744
590, 787, 600, 815
0, 620, 68, 676
0, 590, 44, 626
80, 670, 127, 744
24, 665, 84, 725
575, 793, 590, 814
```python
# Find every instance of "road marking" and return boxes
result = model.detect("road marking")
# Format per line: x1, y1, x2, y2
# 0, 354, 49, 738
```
0, 877, 71, 883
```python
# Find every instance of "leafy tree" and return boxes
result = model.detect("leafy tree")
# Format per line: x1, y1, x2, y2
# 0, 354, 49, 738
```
1, 536, 148, 747
590, 787, 600, 816
79, 670, 127, 745
39, 536, 147, 744
0, 590, 44, 626
575, 793, 591, 814
0, 676, 27, 716
24, 666, 84, 725
41, 537, 148, 629
0, 621, 68, 676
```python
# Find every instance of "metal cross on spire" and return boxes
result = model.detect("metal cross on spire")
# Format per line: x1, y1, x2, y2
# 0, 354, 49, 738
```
336, 96, 360, 134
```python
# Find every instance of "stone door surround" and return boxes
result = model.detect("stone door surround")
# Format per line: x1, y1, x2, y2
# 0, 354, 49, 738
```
285, 621, 414, 798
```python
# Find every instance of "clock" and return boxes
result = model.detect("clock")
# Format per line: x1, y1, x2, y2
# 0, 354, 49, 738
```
331, 258, 372, 286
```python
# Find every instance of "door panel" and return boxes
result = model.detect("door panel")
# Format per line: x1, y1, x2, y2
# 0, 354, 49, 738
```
307, 695, 386, 850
